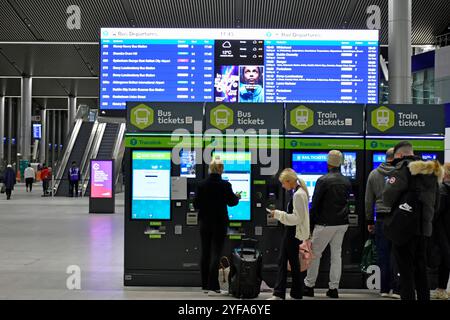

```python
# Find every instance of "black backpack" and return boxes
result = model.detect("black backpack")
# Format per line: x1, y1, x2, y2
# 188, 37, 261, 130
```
228, 238, 262, 299
384, 175, 422, 246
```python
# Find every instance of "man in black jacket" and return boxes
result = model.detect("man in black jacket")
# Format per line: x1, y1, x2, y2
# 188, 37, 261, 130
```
194, 156, 240, 296
382, 141, 443, 300
304, 150, 352, 298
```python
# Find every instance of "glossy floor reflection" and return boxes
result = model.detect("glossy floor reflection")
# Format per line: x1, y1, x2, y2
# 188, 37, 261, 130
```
0, 184, 448, 300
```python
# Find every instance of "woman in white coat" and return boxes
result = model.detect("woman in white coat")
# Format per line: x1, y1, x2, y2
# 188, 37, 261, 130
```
267, 168, 310, 300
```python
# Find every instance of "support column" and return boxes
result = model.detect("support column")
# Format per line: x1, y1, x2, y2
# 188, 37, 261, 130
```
7, 98, 13, 165
52, 110, 56, 168
16, 98, 21, 160
21, 77, 32, 160
68, 96, 77, 133
388, 0, 412, 104
39, 109, 47, 165
0, 96, 5, 161
57, 110, 62, 162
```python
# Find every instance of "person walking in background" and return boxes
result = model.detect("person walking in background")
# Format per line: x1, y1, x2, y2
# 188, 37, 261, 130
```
24, 164, 35, 192
429, 163, 450, 300
383, 141, 443, 300
365, 148, 401, 299
304, 150, 352, 299
41, 164, 50, 196
266, 168, 310, 300
2, 164, 16, 200
68, 161, 81, 197
194, 156, 241, 296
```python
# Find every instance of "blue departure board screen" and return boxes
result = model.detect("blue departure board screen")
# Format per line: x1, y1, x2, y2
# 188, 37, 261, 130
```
100, 29, 378, 116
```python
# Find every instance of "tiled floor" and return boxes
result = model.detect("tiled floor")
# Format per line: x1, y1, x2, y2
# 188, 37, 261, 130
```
0, 184, 448, 300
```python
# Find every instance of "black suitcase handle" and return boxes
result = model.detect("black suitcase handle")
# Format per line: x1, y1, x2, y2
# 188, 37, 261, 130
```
240, 238, 258, 258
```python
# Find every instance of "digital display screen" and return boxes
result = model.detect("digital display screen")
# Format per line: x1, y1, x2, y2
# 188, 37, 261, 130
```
33, 124, 42, 140
421, 153, 437, 161
373, 153, 385, 169
100, 28, 378, 115
180, 150, 196, 178
292, 151, 355, 202
132, 150, 171, 220
90, 160, 113, 199
214, 151, 251, 221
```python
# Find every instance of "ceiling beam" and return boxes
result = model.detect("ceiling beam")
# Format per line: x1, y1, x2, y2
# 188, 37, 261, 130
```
6, 0, 43, 40
341, 0, 359, 29
120, 0, 137, 27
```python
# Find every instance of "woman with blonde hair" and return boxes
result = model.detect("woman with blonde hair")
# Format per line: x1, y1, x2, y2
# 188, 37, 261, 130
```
267, 168, 310, 300
194, 156, 241, 296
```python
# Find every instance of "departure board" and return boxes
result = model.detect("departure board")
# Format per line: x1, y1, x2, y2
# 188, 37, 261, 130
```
100, 29, 378, 116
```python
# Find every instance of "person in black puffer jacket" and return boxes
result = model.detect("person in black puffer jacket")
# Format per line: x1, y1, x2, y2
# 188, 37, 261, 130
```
303, 150, 352, 299
383, 141, 443, 301
429, 163, 450, 300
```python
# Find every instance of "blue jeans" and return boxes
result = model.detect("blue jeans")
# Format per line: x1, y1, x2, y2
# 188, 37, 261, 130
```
375, 220, 400, 294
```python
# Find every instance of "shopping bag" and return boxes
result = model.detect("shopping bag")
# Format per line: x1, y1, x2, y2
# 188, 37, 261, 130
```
360, 238, 378, 273
218, 256, 230, 291
0, 184, 5, 194
299, 240, 315, 272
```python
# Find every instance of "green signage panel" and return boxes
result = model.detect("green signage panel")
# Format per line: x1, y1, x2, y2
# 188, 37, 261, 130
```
285, 138, 364, 150
125, 136, 202, 149
149, 221, 162, 226
366, 139, 444, 151
149, 234, 162, 239
229, 235, 242, 240
253, 180, 266, 185
229, 222, 242, 227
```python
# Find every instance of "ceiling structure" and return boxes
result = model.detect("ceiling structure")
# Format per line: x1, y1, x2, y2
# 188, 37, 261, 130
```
0, 0, 449, 110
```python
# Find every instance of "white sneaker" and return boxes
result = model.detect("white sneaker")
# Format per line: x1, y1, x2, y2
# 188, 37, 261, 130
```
431, 289, 449, 300
208, 290, 228, 296
380, 293, 390, 298
266, 295, 283, 300
390, 293, 401, 299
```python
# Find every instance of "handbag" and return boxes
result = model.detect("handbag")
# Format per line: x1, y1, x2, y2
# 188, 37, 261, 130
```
360, 238, 378, 273
0, 184, 5, 194
287, 240, 315, 272
218, 256, 230, 291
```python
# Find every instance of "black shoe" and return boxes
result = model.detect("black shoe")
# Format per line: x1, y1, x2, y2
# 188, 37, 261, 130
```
326, 289, 339, 298
303, 286, 314, 297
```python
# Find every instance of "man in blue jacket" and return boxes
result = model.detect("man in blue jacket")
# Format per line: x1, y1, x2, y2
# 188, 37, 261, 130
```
68, 161, 81, 197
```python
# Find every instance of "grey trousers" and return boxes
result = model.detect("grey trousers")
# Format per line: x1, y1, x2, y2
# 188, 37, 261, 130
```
305, 224, 348, 290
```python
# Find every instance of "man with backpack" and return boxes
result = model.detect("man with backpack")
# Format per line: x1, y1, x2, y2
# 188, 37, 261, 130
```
382, 141, 443, 300
68, 161, 81, 197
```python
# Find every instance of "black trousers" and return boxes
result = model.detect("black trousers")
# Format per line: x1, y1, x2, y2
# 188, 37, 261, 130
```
69, 181, 79, 197
5, 188, 12, 199
25, 178, 34, 191
43, 180, 49, 194
392, 236, 430, 300
438, 263, 450, 289
200, 224, 227, 291
273, 226, 304, 299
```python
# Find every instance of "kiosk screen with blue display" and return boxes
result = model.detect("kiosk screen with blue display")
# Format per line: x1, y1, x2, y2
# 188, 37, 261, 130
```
180, 150, 196, 178
421, 153, 437, 161
213, 151, 251, 221
292, 152, 355, 202
373, 153, 385, 169
100, 28, 378, 115
131, 150, 171, 220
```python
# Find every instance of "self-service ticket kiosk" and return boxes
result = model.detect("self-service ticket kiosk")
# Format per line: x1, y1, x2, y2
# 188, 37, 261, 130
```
124, 102, 205, 286
285, 103, 366, 288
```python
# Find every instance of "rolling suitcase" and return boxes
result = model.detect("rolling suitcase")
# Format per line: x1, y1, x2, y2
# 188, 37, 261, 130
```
229, 238, 263, 299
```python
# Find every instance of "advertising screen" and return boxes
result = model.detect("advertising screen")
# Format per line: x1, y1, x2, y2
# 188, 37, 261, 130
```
292, 151, 355, 202
90, 160, 113, 199
100, 28, 378, 115
213, 151, 251, 221
132, 150, 171, 220
180, 150, 196, 178
372, 153, 385, 169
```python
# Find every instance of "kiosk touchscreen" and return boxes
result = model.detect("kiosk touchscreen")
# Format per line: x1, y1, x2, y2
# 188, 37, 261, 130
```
180, 150, 196, 178
372, 153, 385, 169
292, 152, 356, 202
131, 150, 171, 220
214, 152, 251, 221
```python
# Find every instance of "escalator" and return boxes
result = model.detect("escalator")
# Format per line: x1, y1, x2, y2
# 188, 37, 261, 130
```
84, 123, 123, 196
54, 121, 95, 196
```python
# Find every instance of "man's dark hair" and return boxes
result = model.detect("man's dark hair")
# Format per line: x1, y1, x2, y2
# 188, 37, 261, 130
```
393, 141, 413, 156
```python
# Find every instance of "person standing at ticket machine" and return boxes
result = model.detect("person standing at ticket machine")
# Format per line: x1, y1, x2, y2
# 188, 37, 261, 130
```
194, 156, 241, 296
266, 168, 310, 300
68, 161, 81, 197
